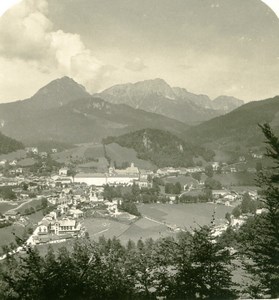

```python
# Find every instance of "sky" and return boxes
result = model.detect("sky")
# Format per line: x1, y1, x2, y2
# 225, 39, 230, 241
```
0, 0, 279, 103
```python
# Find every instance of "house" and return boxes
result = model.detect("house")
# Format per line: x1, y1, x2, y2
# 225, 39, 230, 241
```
59, 168, 69, 176
182, 177, 199, 191
26, 147, 38, 154
51, 148, 58, 153
48, 211, 57, 220
135, 179, 152, 189
57, 204, 69, 215
4, 210, 20, 221
40, 152, 48, 158
0, 159, 7, 166
252, 153, 263, 159
51, 219, 81, 235
185, 166, 204, 173
139, 170, 153, 180
16, 168, 23, 174
211, 162, 220, 171
112, 163, 140, 176
89, 189, 104, 202
69, 208, 83, 219
212, 190, 229, 199
9, 160, 17, 166
38, 220, 51, 235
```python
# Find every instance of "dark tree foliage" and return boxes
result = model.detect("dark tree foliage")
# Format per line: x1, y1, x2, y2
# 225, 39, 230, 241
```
0, 226, 237, 300
168, 224, 237, 300
103, 128, 215, 168
239, 123, 279, 298
164, 182, 182, 194
205, 165, 214, 178
118, 201, 141, 217
0, 132, 24, 155
0, 187, 17, 200
204, 178, 222, 190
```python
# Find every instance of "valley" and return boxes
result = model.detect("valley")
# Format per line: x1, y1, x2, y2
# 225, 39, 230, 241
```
0, 76, 277, 299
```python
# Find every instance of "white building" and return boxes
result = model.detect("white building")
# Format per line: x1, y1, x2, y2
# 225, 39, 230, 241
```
74, 173, 139, 186
51, 219, 81, 235
59, 168, 69, 176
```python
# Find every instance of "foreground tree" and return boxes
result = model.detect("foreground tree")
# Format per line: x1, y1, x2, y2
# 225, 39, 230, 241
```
240, 123, 279, 298
170, 222, 237, 299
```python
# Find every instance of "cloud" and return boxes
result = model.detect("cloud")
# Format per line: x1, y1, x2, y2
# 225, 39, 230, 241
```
125, 57, 147, 72
0, 0, 111, 96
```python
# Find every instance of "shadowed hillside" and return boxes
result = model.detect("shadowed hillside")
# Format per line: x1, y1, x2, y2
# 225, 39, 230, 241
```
103, 128, 214, 168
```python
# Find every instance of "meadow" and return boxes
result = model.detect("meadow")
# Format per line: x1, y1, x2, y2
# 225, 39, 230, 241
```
84, 203, 233, 244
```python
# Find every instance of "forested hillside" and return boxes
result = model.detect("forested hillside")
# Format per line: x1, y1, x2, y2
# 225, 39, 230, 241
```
0, 132, 24, 154
103, 128, 214, 167
185, 96, 279, 147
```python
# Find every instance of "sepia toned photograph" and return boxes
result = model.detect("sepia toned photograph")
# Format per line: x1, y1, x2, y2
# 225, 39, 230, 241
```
0, 0, 278, 299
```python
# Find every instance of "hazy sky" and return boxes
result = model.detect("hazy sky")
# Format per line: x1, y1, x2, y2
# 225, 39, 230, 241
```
0, 0, 279, 103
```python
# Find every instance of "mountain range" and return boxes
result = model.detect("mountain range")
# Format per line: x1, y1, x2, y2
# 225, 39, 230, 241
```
0, 77, 186, 144
1, 76, 277, 155
96, 78, 244, 124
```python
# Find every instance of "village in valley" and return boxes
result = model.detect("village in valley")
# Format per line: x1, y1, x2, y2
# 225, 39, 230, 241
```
0, 143, 265, 256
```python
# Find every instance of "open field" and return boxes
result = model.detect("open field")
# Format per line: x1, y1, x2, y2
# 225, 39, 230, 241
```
83, 218, 130, 240
52, 143, 101, 163
19, 203, 233, 256
0, 150, 26, 161
0, 210, 43, 254
83, 203, 232, 244
52, 142, 155, 170
0, 202, 18, 214
105, 143, 155, 170
213, 172, 256, 187
14, 198, 44, 214
137, 203, 233, 229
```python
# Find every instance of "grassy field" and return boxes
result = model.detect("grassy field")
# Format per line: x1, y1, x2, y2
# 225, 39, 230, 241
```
0, 210, 43, 254
52, 144, 95, 163
14, 198, 44, 214
52, 142, 155, 170
213, 172, 256, 187
0, 202, 18, 214
0, 150, 26, 161
137, 203, 233, 229
83, 203, 232, 244
105, 143, 155, 170
83, 218, 130, 240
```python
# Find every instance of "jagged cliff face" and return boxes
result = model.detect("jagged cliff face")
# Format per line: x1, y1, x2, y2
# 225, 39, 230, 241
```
97, 78, 244, 124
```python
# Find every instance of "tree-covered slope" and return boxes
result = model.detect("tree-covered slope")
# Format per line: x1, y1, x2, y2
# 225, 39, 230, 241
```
0, 132, 24, 154
185, 96, 279, 146
103, 128, 214, 168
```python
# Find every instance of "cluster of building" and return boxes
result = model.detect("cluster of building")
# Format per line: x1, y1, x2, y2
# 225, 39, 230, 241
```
71, 163, 152, 188
156, 166, 205, 177
212, 187, 258, 206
